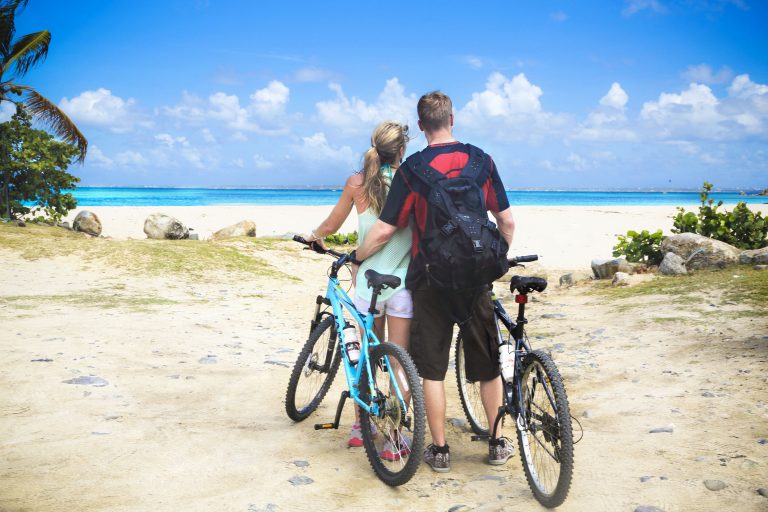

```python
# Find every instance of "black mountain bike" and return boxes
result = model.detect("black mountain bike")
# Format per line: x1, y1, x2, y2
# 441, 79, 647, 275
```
455, 255, 574, 508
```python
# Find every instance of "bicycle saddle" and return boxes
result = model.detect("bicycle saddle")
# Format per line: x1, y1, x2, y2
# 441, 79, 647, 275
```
365, 269, 401, 290
510, 275, 548, 294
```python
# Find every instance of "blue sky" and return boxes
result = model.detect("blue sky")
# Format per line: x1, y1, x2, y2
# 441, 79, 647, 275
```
8, 0, 768, 188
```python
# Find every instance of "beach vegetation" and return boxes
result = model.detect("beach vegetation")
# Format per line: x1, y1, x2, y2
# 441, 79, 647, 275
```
0, 0, 87, 219
672, 182, 768, 249
324, 231, 358, 246
612, 229, 664, 265
0, 222, 292, 281
0, 104, 79, 221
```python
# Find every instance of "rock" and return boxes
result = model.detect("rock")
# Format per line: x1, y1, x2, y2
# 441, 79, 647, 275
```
611, 272, 631, 287
449, 417, 466, 428
211, 220, 257, 240
702, 391, 716, 397
661, 233, 740, 270
591, 258, 633, 279
56, 221, 72, 230
649, 425, 674, 433
635, 507, 665, 512
659, 252, 687, 275
558, 271, 592, 287
640, 476, 654, 482
72, 210, 102, 236
756, 265, 767, 271
541, 313, 566, 319
703, 479, 727, 491
292, 460, 309, 468
288, 475, 313, 486
143, 213, 189, 240
62, 375, 108, 387
739, 247, 768, 265
15, 219, 26, 227
757, 488, 768, 498
559, 274, 573, 287
198, 355, 217, 364
582, 410, 592, 418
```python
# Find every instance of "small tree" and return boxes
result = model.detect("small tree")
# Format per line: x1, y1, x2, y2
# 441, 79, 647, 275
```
0, 103, 79, 221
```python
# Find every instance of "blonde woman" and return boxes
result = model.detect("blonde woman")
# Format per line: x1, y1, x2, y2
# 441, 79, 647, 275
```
305, 121, 413, 453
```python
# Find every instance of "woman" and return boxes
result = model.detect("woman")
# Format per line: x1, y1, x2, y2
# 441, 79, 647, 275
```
305, 121, 413, 450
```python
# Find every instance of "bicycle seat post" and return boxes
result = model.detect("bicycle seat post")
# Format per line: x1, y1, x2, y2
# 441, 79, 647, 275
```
368, 286, 382, 316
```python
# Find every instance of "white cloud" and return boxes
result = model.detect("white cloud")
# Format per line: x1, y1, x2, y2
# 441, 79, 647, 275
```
567, 152, 588, 170
315, 78, 417, 136
622, 0, 668, 16
59, 88, 149, 132
682, 64, 733, 84
162, 81, 292, 134
201, 128, 216, 143
114, 150, 147, 167
293, 132, 357, 168
155, 133, 190, 148
572, 82, 637, 141
232, 131, 248, 142
641, 74, 768, 140
550, 10, 568, 22
462, 56, 485, 69
253, 153, 274, 169
0, 101, 16, 122
458, 72, 570, 141
87, 145, 114, 168
293, 67, 336, 83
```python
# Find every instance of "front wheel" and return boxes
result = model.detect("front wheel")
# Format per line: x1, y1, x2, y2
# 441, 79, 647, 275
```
516, 350, 574, 508
360, 342, 425, 486
285, 315, 341, 422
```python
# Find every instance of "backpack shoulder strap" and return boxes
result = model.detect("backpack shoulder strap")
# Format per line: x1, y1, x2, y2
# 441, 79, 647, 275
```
459, 144, 488, 182
403, 150, 445, 187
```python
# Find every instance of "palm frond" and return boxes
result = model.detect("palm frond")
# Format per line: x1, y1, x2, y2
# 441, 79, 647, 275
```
3, 30, 49, 77
22, 86, 88, 162
0, 0, 28, 57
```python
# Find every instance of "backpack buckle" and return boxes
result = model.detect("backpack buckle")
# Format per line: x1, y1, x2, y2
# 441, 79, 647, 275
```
441, 222, 456, 236
472, 239, 484, 252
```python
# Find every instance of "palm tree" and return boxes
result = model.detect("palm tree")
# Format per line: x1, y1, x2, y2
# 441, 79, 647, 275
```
1, 0, 87, 218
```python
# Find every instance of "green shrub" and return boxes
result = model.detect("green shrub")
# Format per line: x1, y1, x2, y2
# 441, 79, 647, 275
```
612, 229, 664, 265
324, 231, 358, 245
672, 182, 768, 249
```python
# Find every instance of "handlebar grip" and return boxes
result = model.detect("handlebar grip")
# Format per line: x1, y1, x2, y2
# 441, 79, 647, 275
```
293, 235, 308, 244
510, 254, 538, 265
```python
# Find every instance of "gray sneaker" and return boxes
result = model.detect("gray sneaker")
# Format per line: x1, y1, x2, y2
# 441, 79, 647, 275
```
424, 443, 451, 473
489, 437, 515, 465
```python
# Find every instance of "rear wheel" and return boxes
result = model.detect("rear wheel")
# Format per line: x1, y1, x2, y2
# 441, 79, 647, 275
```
285, 316, 340, 421
455, 333, 490, 436
516, 350, 574, 508
360, 342, 425, 486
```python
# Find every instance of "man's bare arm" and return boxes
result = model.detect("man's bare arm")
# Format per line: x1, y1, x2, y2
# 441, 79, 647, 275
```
491, 207, 515, 247
356, 220, 398, 261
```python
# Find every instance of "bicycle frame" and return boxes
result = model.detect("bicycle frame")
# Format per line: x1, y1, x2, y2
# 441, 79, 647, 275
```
315, 261, 409, 422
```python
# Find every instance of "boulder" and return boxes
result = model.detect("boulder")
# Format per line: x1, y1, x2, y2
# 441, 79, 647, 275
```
612, 272, 631, 287
72, 210, 102, 236
56, 221, 72, 230
661, 233, 740, 270
739, 247, 768, 265
591, 258, 633, 279
143, 213, 189, 240
559, 271, 593, 287
211, 220, 257, 240
659, 252, 687, 275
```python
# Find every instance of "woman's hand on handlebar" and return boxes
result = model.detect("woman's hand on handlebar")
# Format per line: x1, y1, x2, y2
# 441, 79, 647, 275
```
303, 233, 328, 251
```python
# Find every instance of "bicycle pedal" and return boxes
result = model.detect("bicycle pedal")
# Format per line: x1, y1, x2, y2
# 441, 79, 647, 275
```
314, 422, 337, 430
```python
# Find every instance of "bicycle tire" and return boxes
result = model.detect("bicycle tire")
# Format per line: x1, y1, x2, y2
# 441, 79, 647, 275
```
515, 350, 574, 508
454, 333, 490, 436
360, 342, 425, 486
285, 315, 341, 422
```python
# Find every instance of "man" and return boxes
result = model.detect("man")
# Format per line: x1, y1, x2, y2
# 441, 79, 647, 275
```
354, 91, 516, 472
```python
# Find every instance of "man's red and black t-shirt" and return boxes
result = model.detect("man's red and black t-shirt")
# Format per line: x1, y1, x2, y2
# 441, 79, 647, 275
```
379, 141, 510, 290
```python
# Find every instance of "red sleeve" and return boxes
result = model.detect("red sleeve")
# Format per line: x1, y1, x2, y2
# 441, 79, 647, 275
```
483, 157, 510, 213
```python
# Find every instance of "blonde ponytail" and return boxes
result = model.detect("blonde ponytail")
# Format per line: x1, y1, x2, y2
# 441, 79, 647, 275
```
361, 121, 409, 215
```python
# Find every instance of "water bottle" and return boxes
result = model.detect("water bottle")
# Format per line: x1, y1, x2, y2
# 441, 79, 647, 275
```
499, 343, 515, 382
343, 325, 360, 365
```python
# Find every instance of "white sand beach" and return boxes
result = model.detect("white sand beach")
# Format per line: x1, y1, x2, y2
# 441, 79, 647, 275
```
2, 206, 767, 512
64, 204, 768, 269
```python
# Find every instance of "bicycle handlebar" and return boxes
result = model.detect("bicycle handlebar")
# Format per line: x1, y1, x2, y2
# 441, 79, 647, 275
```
293, 235, 363, 265
509, 254, 538, 266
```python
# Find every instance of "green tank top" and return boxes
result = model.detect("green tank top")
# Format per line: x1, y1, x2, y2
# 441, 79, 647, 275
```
355, 170, 412, 301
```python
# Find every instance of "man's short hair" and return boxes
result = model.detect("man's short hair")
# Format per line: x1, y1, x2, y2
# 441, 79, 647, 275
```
417, 91, 452, 133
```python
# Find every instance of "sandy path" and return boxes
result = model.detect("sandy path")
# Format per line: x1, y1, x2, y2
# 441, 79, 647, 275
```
1, 240, 767, 511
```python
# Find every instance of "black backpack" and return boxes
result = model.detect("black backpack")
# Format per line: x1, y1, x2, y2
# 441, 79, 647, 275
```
405, 144, 509, 290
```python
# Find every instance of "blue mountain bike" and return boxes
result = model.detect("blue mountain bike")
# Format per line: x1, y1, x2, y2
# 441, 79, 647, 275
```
285, 236, 425, 486
455, 255, 574, 508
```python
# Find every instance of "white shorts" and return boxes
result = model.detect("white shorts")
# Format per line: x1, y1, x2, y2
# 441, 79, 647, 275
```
354, 288, 413, 319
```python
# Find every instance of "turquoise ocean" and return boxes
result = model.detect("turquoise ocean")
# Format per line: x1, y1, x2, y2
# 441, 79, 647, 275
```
70, 187, 768, 207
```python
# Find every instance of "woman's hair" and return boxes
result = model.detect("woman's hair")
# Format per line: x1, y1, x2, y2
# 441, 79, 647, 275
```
361, 121, 409, 215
